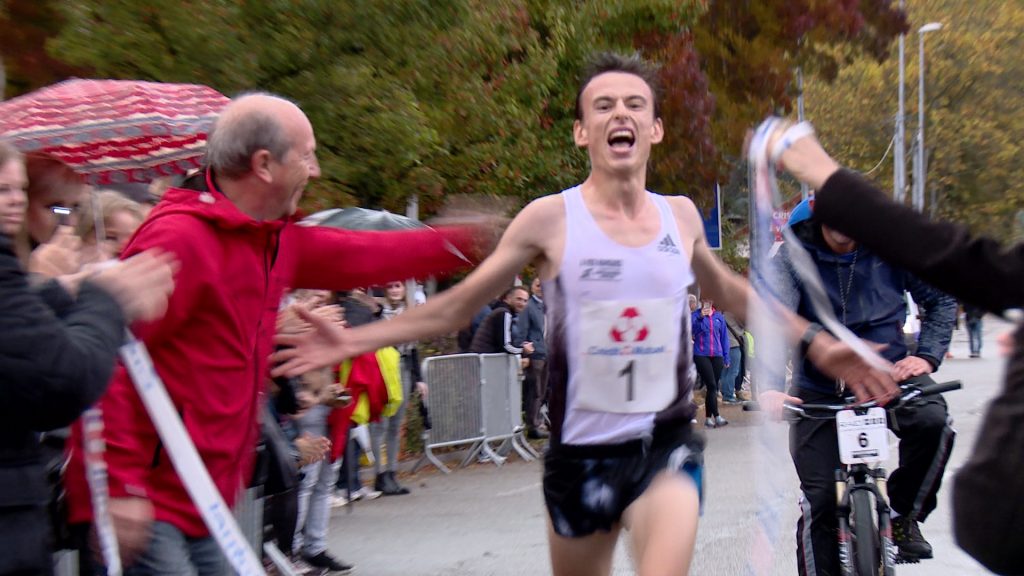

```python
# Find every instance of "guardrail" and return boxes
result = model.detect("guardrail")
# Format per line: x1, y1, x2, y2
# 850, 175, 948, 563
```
415, 353, 539, 474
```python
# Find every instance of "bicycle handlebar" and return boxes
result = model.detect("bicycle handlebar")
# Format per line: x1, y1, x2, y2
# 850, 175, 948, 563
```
913, 379, 962, 397
783, 379, 961, 420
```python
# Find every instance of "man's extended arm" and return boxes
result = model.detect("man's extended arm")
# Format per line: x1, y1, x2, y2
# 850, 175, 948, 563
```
290, 225, 480, 291
778, 130, 1024, 314
816, 170, 1023, 313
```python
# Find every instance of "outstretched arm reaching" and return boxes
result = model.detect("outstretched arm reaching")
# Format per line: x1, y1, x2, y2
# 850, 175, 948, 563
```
271, 196, 560, 377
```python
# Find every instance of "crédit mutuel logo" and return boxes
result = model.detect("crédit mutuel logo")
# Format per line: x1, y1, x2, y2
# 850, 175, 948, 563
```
579, 258, 622, 281
588, 307, 666, 356
657, 234, 680, 255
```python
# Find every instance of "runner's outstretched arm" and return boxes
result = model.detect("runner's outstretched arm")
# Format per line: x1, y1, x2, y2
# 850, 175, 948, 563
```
272, 197, 559, 377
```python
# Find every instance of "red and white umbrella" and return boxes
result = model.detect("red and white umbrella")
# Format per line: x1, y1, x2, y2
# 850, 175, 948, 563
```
0, 79, 230, 185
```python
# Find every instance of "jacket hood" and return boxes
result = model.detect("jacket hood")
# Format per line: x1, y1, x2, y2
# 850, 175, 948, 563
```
145, 169, 288, 234
786, 216, 860, 266
493, 299, 516, 314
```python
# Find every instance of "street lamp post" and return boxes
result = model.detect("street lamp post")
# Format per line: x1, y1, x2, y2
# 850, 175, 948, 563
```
797, 67, 809, 200
914, 22, 943, 212
894, 0, 906, 203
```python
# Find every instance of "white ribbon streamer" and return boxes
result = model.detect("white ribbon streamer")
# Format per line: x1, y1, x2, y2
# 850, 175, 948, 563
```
119, 332, 265, 576
82, 407, 122, 576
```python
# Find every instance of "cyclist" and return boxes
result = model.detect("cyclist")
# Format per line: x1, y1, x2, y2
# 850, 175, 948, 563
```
769, 198, 957, 574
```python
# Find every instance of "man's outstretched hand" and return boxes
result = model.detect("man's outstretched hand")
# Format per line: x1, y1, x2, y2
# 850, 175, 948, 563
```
271, 305, 351, 378
806, 331, 898, 404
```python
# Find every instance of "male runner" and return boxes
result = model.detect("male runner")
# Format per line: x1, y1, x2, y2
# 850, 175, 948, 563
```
273, 53, 897, 575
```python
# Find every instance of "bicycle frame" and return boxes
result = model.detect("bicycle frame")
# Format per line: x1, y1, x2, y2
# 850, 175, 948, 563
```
782, 377, 961, 576
835, 463, 895, 576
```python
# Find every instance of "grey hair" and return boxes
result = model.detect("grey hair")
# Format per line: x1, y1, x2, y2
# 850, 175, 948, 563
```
205, 92, 295, 179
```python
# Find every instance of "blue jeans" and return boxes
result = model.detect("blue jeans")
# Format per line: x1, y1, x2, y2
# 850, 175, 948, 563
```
968, 319, 983, 355
294, 404, 340, 557
720, 346, 742, 401
124, 521, 227, 576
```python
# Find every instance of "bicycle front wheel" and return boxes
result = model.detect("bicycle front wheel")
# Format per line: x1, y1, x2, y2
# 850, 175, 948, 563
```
851, 489, 880, 576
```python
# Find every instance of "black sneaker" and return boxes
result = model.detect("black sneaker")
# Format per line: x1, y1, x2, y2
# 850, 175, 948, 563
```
303, 551, 355, 574
376, 471, 410, 496
891, 516, 933, 560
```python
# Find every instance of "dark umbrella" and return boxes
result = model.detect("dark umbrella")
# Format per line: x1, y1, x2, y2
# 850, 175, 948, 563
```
300, 207, 424, 231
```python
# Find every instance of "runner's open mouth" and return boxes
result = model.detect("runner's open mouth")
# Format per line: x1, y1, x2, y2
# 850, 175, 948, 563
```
608, 129, 636, 150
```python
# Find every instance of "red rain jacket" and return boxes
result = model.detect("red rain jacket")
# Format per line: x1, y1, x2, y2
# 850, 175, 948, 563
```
65, 172, 475, 536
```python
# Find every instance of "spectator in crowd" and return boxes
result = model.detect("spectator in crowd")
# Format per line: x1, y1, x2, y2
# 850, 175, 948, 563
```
0, 140, 175, 576
15, 154, 90, 277
21, 153, 88, 251
457, 300, 494, 353
62, 93, 479, 575
75, 190, 147, 263
333, 289, 386, 506
720, 313, 745, 404
279, 291, 354, 573
964, 303, 985, 358
692, 298, 730, 428
372, 280, 428, 496
469, 285, 534, 356
516, 276, 549, 439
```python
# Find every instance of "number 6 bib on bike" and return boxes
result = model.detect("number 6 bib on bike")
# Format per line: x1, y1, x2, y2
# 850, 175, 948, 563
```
836, 407, 890, 465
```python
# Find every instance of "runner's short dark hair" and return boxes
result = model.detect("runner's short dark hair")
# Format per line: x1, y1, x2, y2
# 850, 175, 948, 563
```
575, 52, 662, 120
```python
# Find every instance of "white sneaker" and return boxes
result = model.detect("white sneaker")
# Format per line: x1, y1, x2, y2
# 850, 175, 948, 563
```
350, 486, 382, 501
330, 491, 349, 508
287, 554, 324, 576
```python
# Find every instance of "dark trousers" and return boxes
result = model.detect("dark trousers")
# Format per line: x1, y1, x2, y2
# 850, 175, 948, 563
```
790, 387, 955, 576
523, 358, 548, 430
693, 355, 723, 418
1, 505, 53, 576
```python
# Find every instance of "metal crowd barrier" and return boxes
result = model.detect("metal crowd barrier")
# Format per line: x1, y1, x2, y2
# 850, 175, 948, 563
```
473, 353, 538, 465
415, 353, 486, 473
415, 353, 538, 474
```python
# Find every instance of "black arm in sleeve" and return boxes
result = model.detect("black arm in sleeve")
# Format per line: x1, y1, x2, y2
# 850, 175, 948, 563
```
906, 274, 957, 369
501, 311, 524, 355
815, 169, 1024, 313
34, 278, 76, 317
0, 242, 127, 431
407, 347, 424, 383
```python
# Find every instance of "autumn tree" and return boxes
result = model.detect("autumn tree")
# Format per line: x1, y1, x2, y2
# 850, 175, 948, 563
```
804, 0, 1024, 240
14, 0, 907, 236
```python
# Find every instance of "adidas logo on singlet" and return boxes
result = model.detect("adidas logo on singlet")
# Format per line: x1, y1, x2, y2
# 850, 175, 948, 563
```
657, 234, 680, 254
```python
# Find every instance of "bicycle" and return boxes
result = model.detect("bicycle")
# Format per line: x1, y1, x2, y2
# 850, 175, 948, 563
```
782, 377, 961, 576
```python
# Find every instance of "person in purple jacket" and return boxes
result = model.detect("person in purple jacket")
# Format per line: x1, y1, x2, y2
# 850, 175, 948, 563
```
692, 298, 730, 428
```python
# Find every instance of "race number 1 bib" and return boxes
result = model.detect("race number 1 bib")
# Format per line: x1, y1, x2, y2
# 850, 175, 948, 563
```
575, 298, 678, 413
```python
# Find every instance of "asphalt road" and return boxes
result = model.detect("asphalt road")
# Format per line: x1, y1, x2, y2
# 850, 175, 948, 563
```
325, 317, 1011, 575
